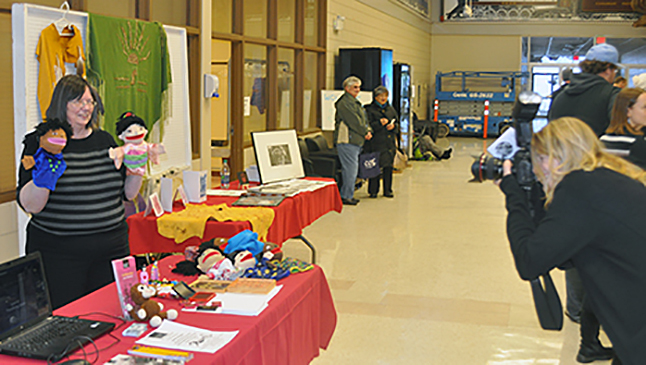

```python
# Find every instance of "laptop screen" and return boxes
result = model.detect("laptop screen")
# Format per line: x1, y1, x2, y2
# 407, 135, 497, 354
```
0, 252, 52, 340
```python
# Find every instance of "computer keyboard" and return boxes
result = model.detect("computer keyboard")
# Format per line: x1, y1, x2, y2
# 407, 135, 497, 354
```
5, 317, 87, 351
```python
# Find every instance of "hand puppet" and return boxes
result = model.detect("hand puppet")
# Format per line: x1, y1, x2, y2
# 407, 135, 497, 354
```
125, 283, 178, 327
22, 119, 72, 191
109, 112, 166, 175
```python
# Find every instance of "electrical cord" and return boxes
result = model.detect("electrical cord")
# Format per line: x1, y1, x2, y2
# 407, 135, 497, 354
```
45, 312, 126, 364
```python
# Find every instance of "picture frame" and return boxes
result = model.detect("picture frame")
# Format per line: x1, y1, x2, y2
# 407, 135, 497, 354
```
251, 129, 304, 184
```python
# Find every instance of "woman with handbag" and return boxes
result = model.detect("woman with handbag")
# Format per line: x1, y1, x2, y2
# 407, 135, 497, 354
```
497, 117, 646, 365
364, 86, 399, 198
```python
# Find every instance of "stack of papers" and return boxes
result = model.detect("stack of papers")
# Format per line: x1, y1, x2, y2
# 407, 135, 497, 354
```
247, 179, 334, 197
206, 189, 246, 197
136, 320, 238, 354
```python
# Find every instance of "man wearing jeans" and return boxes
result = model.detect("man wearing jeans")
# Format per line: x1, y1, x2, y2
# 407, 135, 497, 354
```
334, 76, 372, 205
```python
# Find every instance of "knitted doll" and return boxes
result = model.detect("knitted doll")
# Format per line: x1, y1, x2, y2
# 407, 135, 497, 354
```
109, 112, 165, 175
21, 119, 72, 191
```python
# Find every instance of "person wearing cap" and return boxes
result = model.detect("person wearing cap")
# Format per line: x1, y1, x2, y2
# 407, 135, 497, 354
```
334, 76, 373, 205
548, 43, 621, 137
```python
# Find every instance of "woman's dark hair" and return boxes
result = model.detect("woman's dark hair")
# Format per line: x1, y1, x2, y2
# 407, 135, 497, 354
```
607, 87, 646, 135
45, 75, 104, 130
36, 118, 73, 139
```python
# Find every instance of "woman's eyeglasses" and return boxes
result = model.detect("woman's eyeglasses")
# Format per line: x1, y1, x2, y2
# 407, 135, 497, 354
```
71, 99, 97, 108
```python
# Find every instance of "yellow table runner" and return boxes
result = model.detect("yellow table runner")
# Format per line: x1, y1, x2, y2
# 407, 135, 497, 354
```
157, 204, 275, 243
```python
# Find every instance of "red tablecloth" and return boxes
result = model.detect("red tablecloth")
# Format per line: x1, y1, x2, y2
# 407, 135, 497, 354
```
0, 255, 337, 365
127, 178, 342, 255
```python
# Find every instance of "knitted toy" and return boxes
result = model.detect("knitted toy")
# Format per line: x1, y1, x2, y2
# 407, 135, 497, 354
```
109, 112, 165, 175
125, 284, 178, 327
172, 238, 227, 276
21, 119, 72, 191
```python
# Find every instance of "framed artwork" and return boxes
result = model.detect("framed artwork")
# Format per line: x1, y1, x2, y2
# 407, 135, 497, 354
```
251, 129, 304, 184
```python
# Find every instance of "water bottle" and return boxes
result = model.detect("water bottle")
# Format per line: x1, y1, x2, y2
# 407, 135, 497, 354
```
221, 158, 230, 189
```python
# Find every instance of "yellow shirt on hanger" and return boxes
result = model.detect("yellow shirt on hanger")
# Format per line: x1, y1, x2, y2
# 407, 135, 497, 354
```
36, 24, 85, 119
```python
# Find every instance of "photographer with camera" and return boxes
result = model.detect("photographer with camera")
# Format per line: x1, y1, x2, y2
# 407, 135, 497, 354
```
496, 117, 646, 365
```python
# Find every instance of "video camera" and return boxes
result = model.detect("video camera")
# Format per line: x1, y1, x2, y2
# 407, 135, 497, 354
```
470, 91, 542, 188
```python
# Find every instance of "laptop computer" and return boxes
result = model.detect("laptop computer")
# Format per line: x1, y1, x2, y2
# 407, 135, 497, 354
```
0, 252, 115, 362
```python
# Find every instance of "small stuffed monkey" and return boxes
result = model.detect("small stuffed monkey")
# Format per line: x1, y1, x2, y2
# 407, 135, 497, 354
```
126, 284, 178, 327
109, 112, 165, 175
22, 119, 72, 191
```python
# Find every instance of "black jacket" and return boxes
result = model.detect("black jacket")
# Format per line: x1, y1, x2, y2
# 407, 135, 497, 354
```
600, 132, 646, 170
548, 73, 620, 136
364, 101, 399, 168
501, 169, 646, 364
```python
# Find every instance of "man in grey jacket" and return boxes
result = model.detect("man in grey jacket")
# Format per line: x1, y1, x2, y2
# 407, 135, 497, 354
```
334, 76, 372, 205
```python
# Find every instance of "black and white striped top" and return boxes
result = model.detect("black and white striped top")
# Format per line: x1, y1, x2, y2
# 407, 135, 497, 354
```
600, 133, 646, 170
18, 130, 126, 235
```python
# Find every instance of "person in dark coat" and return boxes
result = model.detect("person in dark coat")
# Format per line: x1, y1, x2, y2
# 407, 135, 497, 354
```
364, 86, 398, 198
548, 43, 621, 136
497, 117, 646, 365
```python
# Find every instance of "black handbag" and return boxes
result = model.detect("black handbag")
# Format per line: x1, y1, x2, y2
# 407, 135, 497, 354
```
358, 151, 380, 179
530, 273, 563, 331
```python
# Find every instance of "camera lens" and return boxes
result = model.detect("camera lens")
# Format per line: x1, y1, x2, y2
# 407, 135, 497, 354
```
470, 154, 503, 182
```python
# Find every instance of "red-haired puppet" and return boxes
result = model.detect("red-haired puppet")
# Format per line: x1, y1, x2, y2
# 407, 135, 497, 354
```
109, 112, 165, 175
21, 119, 72, 191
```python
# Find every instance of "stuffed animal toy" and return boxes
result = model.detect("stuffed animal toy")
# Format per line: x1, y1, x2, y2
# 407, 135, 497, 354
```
109, 112, 165, 175
21, 119, 73, 191
172, 238, 227, 276
125, 284, 178, 327
205, 250, 256, 281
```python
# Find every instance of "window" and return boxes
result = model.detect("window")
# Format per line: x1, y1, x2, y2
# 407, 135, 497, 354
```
244, 0, 267, 38
211, 0, 327, 173
303, 51, 318, 130
244, 44, 267, 143
212, 0, 232, 34
304, 0, 319, 47
277, 0, 295, 43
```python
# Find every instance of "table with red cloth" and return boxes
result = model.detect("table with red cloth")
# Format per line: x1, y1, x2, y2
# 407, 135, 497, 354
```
0, 255, 337, 365
127, 178, 342, 258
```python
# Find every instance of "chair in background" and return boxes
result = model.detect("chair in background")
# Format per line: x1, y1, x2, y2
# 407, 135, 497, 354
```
305, 135, 338, 158
298, 138, 338, 180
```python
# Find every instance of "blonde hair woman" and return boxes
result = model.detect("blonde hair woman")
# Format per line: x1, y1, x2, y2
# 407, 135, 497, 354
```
498, 117, 646, 365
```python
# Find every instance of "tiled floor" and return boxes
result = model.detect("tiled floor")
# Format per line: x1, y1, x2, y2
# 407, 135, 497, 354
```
280, 137, 612, 365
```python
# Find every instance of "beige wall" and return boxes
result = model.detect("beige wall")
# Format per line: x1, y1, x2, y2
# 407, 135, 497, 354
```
0, 202, 19, 264
327, 0, 432, 118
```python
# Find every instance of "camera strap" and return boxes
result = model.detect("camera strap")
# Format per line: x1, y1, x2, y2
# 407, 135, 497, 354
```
530, 273, 563, 331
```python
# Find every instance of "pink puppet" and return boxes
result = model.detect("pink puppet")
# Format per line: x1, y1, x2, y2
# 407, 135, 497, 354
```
109, 112, 165, 175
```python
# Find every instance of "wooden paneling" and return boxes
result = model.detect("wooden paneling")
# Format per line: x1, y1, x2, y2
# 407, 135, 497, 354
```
0, 13, 15, 202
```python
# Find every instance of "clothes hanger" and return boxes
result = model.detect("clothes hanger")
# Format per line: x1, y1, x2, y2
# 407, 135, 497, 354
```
54, 1, 74, 37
